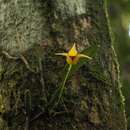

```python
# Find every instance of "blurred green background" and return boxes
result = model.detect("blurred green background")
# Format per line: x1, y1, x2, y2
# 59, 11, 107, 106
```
107, 0, 130, 129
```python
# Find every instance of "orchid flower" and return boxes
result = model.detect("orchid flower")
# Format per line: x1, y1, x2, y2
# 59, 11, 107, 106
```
56, 43, 92, 64
51, 43, 92, 112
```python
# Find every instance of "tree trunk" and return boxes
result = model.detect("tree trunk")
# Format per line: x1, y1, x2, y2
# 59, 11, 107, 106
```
0, 0, 127, 130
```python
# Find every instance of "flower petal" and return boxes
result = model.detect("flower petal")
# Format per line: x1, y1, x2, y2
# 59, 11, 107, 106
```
78, 54, 92, 59
55, 53, 68, 56
68, 43, 78, 56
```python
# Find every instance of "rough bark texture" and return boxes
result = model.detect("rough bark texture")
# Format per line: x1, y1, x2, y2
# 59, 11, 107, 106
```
0, 0, 127, 130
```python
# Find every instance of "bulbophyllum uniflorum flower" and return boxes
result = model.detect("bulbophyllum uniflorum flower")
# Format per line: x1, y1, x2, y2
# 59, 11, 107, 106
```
56, 43, 92, 64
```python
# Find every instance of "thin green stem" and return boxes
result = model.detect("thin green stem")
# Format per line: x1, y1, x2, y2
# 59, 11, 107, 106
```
50, 64, 72, 113
57, 64, 72, 104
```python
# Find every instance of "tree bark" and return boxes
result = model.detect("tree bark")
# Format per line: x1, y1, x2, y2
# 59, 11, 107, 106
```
0, 0, 127, 130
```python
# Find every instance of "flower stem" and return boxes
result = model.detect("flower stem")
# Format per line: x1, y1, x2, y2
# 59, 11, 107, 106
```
57, 64, 72, 103
50, 64, 72, 112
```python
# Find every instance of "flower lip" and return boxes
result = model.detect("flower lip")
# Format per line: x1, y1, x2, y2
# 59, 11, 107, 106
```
69, 56, 76, 61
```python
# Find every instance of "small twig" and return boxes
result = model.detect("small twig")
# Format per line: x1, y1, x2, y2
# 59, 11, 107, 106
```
2, 51, 18, 60
15, 30, 36, 73
62, 98, 69, 114
2, 50, 36, 73
20, 54, 35, 72
30, 111, 44, 123
38, 58, 47, 102
52, 98, 69, 117
52, 111, 68, 117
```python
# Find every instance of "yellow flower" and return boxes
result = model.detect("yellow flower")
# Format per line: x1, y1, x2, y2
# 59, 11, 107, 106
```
56, 43, 92, 64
